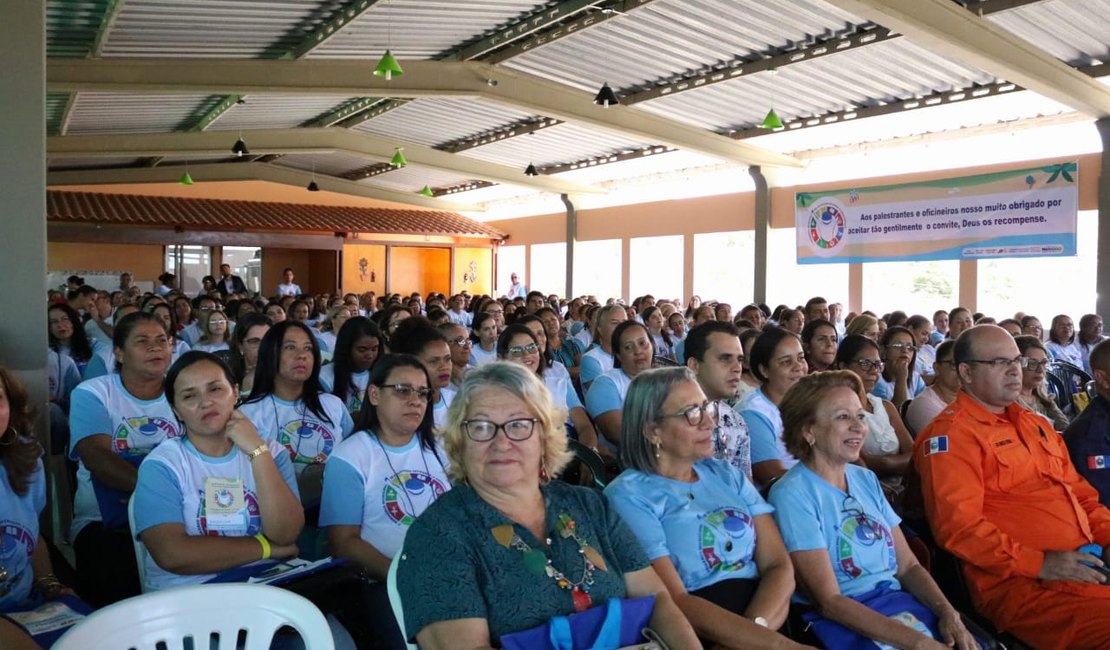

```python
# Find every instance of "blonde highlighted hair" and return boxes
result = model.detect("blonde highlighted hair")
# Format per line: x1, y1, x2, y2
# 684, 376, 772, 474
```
442, 361, 573, 485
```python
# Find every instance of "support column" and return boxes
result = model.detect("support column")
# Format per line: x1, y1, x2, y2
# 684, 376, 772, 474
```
562, 193, 576, 298
848, 263, 864, 314
750, 166, 770, 305
1096, 119, 1110, 319
1, 1, 48, 426
683, 233, 695, 305
958, 260, 978, 311
621, 237, 631, 304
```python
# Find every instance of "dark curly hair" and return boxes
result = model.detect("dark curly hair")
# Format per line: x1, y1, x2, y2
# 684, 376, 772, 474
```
0, 367, 42, 495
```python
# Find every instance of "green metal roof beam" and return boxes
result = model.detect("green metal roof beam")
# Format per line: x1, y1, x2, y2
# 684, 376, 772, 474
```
90, 0, 125, 57
284, 0, 390, 60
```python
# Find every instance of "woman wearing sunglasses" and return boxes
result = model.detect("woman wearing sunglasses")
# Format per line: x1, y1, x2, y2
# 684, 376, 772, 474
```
320, 354, 450, 650
605, 367, 814, 650
769, 371, 977, 650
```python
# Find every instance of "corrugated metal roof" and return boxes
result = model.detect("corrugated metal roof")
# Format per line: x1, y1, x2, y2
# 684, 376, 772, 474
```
358, 164, 480, 193
304, 0, 547, 60
206, 95, 364, 131
502, 0, 868, 92
350, 98, 539, 148
275, 152, 386, 176
987, 0, 1110, 67
636, 39, 996, 132
64, 93, 225, 134
48, 157, 147, 170
47, 190, 506, 237
459, 122, 656, 169
97, 0, 347, 58
47, 0, 115, 57
46, 92, 71, 135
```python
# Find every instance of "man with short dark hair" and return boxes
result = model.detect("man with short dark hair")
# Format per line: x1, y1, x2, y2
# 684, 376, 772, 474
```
524, 291, 546, 314
1065, 339, 1110, 503
916, 325, 1110, 649
217, 262, 247, 296
803, 296, 829, 325
685, 321, 752, 479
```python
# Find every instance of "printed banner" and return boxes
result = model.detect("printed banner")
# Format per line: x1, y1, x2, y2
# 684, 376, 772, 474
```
794, 162, 1078, 264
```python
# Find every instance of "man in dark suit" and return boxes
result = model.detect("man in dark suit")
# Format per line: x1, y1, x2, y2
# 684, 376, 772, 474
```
217, 263, 248, 296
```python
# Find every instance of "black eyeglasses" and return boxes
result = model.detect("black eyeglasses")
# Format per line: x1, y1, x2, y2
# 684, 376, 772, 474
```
1020, 357, 1050, 371
384, 384, 433, 402
842, 494, 883, 542
852, 359, 884, 372
660, 400, 719, 427
966, 356, 1022, 370
462, 418, 538, 442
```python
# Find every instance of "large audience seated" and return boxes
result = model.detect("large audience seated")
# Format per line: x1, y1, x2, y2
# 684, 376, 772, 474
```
10, 272, 1110, 649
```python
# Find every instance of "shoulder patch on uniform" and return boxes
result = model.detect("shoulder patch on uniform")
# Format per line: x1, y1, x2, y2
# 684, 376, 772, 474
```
924, 435, 949, 456
1089, 455, 1108, 470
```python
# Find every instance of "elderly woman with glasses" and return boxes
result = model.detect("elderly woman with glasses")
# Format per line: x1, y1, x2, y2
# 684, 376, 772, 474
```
769, 372, 977, 650
396, 362, 701, 650
1015, 335, 1069, 431
605, 368, 815, 650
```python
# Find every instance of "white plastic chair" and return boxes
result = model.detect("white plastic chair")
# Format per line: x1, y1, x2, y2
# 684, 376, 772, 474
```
53, 583, 335, 650
387, 552, 418, 650
127, 494, 150, 592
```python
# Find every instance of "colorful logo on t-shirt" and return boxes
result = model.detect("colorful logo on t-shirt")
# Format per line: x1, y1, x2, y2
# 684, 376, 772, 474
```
196, 489, 262, 536
836, 511, 895, 579
0, 519, 35, 596
699, 507, 754, 573
113, 416, 179, 454
278, 419, 335, 464
382, 470, 448, 526
346, 390, 365, 419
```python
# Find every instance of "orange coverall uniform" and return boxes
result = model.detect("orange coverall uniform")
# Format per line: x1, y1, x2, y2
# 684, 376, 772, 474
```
915, 392, 1110, 650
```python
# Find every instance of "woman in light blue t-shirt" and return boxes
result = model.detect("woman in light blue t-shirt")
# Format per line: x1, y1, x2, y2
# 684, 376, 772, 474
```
606, 367, 809, 650
768, 371, 976, 650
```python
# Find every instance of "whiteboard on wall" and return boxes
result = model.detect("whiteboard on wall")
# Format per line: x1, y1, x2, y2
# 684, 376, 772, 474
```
46, 270, 153, 294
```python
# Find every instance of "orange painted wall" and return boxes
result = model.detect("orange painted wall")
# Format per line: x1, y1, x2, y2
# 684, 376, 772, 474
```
453, 247, 493, 296
389, 247, 451, 296
47, 242, 164, 282
341, 243, 387, 296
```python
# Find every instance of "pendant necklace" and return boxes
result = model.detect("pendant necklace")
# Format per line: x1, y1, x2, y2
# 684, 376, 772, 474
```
492, 513, 608, 612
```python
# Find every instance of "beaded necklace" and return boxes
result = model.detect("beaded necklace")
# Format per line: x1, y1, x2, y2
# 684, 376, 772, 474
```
492, 513, 608, 612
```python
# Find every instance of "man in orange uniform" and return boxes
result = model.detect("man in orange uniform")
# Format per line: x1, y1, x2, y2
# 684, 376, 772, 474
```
915, 325, 1110, 650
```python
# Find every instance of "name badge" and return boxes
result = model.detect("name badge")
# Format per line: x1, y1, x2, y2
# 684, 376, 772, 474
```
204, 477, 245, 533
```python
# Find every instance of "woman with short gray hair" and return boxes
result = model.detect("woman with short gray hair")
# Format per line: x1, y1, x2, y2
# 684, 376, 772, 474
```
606, 367, 810, 649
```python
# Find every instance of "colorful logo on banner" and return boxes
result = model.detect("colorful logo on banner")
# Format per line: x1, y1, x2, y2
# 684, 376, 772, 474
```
278, 419, 335, 464
114, 416, 179, 454
382, 470, 449, 526
807, 201, 847, 256
196, 489, 262, 536
698, 507, 753, 573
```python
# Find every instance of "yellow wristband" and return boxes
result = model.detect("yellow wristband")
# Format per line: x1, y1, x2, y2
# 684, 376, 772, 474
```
255, 534, 271, 560
246, 444, 268, 462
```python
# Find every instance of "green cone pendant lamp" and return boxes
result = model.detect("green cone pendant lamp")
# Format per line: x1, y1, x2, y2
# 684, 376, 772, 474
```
374, 50, 404, 80
390, 148, 407, 168
419, 185, 434, 197
761, 108, 784, 131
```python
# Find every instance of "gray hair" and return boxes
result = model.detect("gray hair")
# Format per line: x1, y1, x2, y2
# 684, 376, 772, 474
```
442, 361, 572, 485
619, 367, 698, 473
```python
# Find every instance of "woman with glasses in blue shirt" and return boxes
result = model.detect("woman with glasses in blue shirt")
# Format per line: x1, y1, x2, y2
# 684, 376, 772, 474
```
768, 371, 976, 650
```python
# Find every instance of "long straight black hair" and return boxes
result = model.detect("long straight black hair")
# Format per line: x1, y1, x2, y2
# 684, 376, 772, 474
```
48, 303, 94, 362
355, 354, 438, 454
331, 316, 382, 403
242, 320, 333, 426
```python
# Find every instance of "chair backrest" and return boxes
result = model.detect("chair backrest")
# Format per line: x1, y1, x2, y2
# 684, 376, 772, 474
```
1044, 373, 1071, 411
53, 583, 335, 650
127, 494, 150, 593
387, 552, 419, 650
563, 438, 610, 489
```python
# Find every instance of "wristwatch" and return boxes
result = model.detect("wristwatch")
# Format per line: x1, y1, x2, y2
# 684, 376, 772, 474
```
246, 444, 268, 461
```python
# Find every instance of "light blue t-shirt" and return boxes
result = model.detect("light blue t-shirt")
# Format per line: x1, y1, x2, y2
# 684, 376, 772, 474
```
469, 343, 498, 368
737, 388, 797, 477
132, 437, 299, 591
605, 459, 772, 591
871, 373, 926, 402
584, 368, 632, 419
0, 458, 45, 611
238, 393, 354, 470
768, 463, 901, 602
319, 365, 370, 416
674, 338, 687, 364
579, 346, 613, 387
